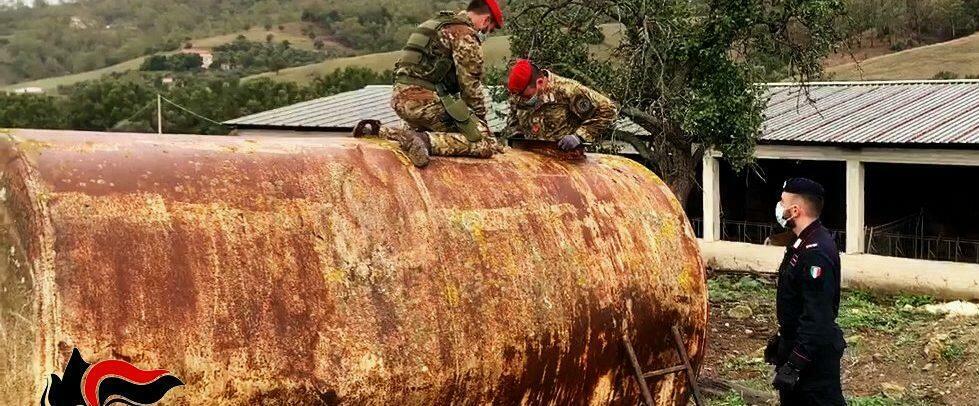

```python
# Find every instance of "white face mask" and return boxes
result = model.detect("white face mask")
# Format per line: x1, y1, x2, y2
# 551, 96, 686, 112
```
775, 201, 790, 228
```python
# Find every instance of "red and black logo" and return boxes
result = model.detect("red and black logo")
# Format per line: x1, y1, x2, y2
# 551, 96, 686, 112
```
41, 348, 183, 406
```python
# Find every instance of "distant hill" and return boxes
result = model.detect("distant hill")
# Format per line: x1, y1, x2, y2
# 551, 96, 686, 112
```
827, 33, 979, 80
1, 55, 148, 92
246, 24, 625, 84
190, 22, 349, 53
1, 21, 352, 93
245, 36, 513, 84
0, 0, 321, 85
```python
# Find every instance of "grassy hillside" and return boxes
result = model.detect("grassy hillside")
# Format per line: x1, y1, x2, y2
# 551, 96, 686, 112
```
0, 0, 321, 85
246, 35, 513, 84
1, 56, 148, 92
247, 24, 624, 84
1, 22, 347, 93
1, 22, 679, 92
827, 32, 979, 80
190, 22, 346, 53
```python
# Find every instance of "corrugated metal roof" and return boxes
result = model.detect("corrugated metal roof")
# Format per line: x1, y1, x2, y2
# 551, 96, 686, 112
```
226, 81, 979, 146
225, 85, 508, 132
763, 80, 979, 145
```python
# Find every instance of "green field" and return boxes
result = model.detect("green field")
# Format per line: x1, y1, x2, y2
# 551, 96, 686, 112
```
190, 22, 339, 52
246, 24, 624, 84
1, 22, 337, 93
3, 23, 624, 92
1, 56, 149, 92
827, 32, 979, 80
245, 35, 513, 84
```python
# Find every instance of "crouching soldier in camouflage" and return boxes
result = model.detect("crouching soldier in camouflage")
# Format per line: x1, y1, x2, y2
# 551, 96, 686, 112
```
504, 59, 618, 149
355, 0, 506, 167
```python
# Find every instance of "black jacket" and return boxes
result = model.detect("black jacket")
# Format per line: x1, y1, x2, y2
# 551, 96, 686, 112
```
776, 220, 845, 365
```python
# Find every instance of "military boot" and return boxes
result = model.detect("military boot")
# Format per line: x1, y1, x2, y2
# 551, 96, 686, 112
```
352, 119, 381, 138
399, 130, 432, 168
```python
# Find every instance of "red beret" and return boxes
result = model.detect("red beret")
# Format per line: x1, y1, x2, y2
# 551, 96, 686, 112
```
508, 59, 533, 94
485, 0, 504, 28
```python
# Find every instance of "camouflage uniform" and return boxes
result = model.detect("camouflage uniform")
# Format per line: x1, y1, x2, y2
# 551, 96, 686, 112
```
506, 72, 618, 142
383, 11, 503, 158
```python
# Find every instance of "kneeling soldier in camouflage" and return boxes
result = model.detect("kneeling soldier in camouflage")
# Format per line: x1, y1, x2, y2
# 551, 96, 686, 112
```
356, 0, 506, 167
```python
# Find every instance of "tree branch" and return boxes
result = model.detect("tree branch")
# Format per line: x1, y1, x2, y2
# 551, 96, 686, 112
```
619, 106, 690, 151
613, 130, 657, 167
619, 106, 662, 132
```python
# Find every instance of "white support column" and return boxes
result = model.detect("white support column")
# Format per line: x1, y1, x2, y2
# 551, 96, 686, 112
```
845, 160, 866, 254
702, 154, 721, 242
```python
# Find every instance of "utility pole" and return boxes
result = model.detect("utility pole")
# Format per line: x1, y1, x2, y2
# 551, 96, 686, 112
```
157, 94, 163, 134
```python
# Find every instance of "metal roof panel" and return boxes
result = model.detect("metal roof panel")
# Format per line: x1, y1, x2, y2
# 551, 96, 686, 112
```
227, 81, 979, 145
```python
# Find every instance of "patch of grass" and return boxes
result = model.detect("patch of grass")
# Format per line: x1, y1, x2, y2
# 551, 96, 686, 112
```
721, 355, 770, 376
847, 396, 903, 406
1, 56, 148, 92
847, 396, 933, 406
246, 34, 513, 84
247, 23, 626, 85
895, 331, 919, 347
838, 290, 937, 333
708, 274, 775, 303
941, 341, 966, 363
894, 294, 935, 308
1, 22, 331, 93
708, 391, 748, 406
827, 32, 979, 80
191, 23, 325, 52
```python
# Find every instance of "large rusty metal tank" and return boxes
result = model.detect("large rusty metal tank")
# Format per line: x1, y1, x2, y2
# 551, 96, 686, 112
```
0, 128, 707, 405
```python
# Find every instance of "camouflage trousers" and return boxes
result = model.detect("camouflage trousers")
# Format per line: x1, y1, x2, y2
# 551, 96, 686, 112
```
386, 83, 503, 158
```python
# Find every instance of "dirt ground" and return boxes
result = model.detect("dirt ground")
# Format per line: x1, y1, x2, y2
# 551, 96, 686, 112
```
701, 273, 979, 406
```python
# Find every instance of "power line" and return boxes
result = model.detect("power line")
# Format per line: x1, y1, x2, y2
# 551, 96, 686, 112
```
113, 100, 155, 128
157, 94, 230, 131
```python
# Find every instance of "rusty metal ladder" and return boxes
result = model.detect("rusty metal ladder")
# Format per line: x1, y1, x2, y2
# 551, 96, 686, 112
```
621, 325, 704, 406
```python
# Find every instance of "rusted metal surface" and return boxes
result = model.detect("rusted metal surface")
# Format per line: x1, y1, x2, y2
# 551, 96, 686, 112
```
0, 128, 708, 405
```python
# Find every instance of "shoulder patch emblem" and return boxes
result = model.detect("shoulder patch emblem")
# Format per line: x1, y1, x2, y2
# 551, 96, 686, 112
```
810, 266, 823, 279
571, 95, 595, 119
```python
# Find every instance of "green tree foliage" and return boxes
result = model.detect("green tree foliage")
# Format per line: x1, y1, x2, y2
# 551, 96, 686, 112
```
507, 0, 847, 203
0, 93, 66, 129
140, 53, 205, 72
299, 0, 459, 52
844, 0, 979, 48
0, 0, 322, 85
0, 67, 390, 135
3, 0, 979, 88
211, 39, 326, 75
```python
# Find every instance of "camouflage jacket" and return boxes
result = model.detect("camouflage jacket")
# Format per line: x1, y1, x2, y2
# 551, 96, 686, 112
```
506, 72, 618, 142
393, 11, 489, 121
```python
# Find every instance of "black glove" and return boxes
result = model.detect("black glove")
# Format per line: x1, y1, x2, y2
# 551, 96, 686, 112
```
557, 134, 582, 151
772, 363, 801, 391
772, 348, 810, 391
764, 335, 780, 365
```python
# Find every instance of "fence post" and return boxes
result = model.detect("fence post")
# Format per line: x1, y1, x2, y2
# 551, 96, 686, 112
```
702, 153, 721, 242
846, 160, 866, 254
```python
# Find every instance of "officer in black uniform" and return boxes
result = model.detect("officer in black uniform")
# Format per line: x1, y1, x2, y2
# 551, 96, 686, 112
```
765, 178, 847, 405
